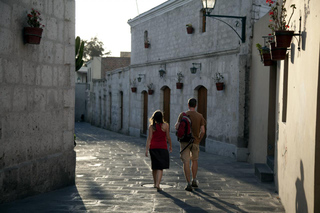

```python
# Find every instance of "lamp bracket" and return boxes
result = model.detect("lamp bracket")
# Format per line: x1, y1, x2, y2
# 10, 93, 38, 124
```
205, 14, 246, 43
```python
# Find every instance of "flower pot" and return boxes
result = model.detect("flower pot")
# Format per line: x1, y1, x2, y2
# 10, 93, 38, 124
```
131, 87, 137, 93
148, 89, 154, 95
24, 27, 43, 44
144, 42, 150, 48
270, 42, 287, 61
216, 82, 224, 91
275, 30, 294, 48
262, 52, 274, 66
186, 26, 194, 34
176, 82, 183, 89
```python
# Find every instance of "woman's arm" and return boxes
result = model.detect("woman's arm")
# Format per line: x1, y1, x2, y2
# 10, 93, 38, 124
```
165, 123, 173, 153
145, 125, 153, 157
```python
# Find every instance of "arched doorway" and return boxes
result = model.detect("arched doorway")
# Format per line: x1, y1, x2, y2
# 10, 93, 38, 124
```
162, 87, 171, 124
197, 86, 207, 147
142, 91, 148, 134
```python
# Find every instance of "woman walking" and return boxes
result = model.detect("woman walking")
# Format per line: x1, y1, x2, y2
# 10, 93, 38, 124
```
145, 110, 172, 191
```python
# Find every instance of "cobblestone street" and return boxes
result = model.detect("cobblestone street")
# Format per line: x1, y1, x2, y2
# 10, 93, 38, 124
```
0, 123, 285, 212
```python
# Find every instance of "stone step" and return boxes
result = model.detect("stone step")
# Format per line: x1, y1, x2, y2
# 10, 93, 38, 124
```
255, 163, 274, 182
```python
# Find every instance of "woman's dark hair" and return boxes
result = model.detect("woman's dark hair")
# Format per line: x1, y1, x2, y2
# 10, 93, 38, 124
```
149, 110, 164, 130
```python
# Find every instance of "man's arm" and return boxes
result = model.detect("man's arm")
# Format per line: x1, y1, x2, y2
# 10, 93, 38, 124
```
199, 125, 205, 141
175, 113, 183, 130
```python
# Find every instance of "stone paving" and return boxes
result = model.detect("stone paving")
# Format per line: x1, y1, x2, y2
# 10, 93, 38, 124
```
0, 123, 285, 212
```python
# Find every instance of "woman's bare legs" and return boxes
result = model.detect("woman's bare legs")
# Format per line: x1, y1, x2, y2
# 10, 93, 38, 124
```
155, 170, 163, 190
152, 170, 157, 187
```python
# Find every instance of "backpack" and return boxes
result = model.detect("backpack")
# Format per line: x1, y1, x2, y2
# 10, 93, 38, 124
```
176, 112, 194, 143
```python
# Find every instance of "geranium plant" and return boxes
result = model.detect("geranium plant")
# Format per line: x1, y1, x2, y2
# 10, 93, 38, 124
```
177, 72, 184, 83
213, 72, 224, 83
147, 83, 154, 90
267, 0, 296, 31
27, 8, 45, 28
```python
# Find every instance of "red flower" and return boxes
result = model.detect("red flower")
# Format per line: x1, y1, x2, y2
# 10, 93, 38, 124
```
269, 11, 274, 15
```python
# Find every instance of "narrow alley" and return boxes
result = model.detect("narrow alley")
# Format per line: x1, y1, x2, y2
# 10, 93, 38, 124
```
0, 123, 284, 212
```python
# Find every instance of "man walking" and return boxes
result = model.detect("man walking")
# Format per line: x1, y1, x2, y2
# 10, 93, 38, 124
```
175, 98, 206, 191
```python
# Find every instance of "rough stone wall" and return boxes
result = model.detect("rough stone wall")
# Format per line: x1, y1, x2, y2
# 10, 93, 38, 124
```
0, 0, 76, 203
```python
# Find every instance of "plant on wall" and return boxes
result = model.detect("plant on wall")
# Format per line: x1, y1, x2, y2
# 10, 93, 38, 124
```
213, 72, 224, 91
24, 8, 45, 44
27, 8, 45, 28
147, 83, 154, 95
267, 0, 297, 48
130, 78, 137, 93
256, 43, 273, 66
176, 72, 184, 89
186, 24, 194, 34
267, 0, 296, 32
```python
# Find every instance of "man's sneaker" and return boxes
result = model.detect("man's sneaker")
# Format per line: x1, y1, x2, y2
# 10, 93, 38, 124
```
191, 180, 198, 187
185, 184, 193, 191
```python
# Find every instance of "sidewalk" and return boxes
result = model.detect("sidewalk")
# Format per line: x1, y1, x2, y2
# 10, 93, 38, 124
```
0, 123, 285, 212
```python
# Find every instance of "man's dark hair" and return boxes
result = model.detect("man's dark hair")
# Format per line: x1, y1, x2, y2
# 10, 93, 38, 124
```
188, 98, 197, 108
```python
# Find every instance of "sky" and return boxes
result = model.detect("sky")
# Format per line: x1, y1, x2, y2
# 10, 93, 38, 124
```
75, 0, 168, 57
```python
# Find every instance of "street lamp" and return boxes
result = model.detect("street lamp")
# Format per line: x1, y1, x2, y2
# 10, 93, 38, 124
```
190, 63, 201, 74
201, 0, 246, 43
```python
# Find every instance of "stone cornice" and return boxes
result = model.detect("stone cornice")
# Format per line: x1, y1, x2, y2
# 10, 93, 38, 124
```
128, 0, 194, 27
129, 47, 240, 68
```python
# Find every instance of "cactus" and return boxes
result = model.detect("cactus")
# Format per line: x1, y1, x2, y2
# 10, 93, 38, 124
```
75, 36, 84, 71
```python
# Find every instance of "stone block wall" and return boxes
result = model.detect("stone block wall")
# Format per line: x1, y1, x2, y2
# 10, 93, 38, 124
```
0, 0, 76, 203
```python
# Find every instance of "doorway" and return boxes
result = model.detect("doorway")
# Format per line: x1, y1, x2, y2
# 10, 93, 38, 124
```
197, 86, 207, 147
143, 91, 148, 134
163, 87, 171, 124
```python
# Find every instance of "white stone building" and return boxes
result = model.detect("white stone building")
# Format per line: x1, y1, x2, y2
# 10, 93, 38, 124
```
88, 0, 270, 160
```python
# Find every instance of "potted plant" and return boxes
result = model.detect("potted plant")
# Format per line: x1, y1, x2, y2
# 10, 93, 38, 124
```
147, 83, 154, 95
24, 8, 45, 44
213, 72, 224, 91
270, 41, 287, 60
186, 24, 194, 34
256, 43, 273, 66
267, 0, 296, 48
144, 40, 150, 48
176, 72, 184, 89
130, 78, 137, 93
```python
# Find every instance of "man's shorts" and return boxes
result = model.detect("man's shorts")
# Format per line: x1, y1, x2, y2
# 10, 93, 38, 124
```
180, 142, 199, 163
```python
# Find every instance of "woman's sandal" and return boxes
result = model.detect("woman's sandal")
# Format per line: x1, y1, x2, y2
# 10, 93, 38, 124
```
156, 186, 162, 192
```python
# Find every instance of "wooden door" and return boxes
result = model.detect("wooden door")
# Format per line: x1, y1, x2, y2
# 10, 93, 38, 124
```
198, 86, 207, 147
143, 91, 148, 134
163, 87, 171, 124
